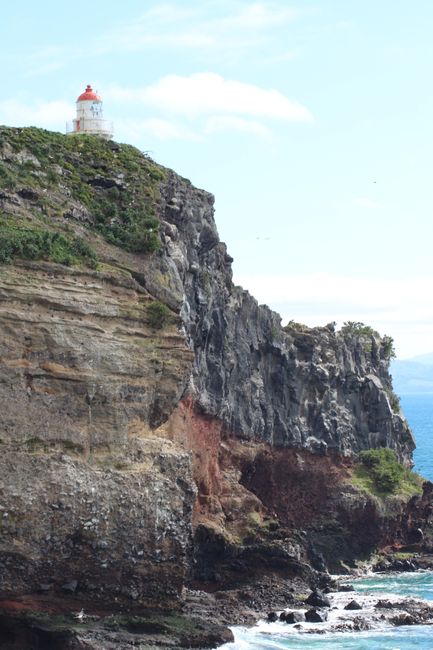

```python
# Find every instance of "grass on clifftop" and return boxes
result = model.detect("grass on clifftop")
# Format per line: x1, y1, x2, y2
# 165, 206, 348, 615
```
0, 126, 165, 266
351, 448, 423, 498
0, 222, 98, 267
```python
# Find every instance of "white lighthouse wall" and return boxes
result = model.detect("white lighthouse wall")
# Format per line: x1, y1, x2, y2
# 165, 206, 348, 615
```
66, 94, 113, 139
76, 99, 104, 120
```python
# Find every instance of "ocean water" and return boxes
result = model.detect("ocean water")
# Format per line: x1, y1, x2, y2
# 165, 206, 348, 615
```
221, 394, 433, 649
401, 393, 433, 481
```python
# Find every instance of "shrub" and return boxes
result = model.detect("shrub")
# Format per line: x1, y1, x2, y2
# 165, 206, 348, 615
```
389, 391, 401, 413
0, 126, 164, 256
358, 448, 404, 494
382, 335, 396, 359
341, 321, 379, 337
147, 301, 171, 329
0, 226, 98, 268
127, 217, 160, 254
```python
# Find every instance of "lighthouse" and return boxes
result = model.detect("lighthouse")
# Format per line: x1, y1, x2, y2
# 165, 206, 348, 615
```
66, 85, 113, 139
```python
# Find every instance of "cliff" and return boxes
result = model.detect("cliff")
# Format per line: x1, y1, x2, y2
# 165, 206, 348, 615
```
0, 127, 431, 648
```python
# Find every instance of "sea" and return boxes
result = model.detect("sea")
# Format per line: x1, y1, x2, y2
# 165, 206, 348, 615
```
221, 393, 433, 650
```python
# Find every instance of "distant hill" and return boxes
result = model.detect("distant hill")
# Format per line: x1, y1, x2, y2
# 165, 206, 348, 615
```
410, 351, 433, 365
391, 352, 433, 394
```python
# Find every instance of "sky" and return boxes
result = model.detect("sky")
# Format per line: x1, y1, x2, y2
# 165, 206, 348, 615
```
1, 1, 432, 359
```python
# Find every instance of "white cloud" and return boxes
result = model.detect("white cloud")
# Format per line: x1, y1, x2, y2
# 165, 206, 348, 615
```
108, 73, 313, 123
0, 100, 73, 131
234, 272, 433, 359
117, 114, 273, 143
353, 196, 383, 209
204, 115, 272, 138
0, 71, 311, 143
117, 118, 202, 142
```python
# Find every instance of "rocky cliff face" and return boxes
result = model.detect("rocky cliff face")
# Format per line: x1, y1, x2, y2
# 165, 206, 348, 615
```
156, 171, 414, 461
0, 127, 427, 631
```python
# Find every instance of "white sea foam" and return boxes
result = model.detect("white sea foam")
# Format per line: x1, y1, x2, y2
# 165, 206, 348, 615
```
220, 572, 433, 649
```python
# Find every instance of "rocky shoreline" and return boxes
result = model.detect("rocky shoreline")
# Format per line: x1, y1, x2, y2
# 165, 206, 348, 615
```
266, 579, 433, 636
3, 555, 433, 649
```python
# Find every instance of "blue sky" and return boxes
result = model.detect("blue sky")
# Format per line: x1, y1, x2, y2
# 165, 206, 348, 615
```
1, 1, 432, 358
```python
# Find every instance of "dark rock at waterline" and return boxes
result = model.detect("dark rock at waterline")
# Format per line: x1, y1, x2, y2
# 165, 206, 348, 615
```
338, 584, 355, 592
344, 600, 362, 610
391, 613, 418, 626
375, 599, 396, 609
334, 617, 371, 633
374, 556, 419, 573
281, 611, 305, 624
373, 598, 433, 625
305, 608, 328, 623
317, 572, 335, 591
352, 616, 372, 631
305, 590, 331, 608
394, 559, 418, 572
267, 611, 278, 622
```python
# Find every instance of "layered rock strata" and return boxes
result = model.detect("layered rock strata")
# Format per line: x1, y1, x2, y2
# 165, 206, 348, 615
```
0, 128, 429, 649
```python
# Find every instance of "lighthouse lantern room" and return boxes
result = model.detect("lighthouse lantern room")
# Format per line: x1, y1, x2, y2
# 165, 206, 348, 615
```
66, 85, 113, 139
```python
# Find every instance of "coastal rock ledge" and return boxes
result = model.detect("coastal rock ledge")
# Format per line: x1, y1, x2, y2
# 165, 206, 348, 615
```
0, 126, 432, 648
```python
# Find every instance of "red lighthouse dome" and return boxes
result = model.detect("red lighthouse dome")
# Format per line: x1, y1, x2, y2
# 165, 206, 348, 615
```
77, 84, 101, 102
67, 84, 113, 139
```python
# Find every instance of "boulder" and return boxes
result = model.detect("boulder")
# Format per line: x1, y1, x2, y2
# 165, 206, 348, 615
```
391, 613, 417, 626
375, 599, 396, 609
305, 590, 331, 608
282, 611, 305, 624
305, 608, 328, 623
344, 600, 362, 610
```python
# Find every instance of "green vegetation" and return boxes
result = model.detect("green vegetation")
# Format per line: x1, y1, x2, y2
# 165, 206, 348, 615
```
283, 320, 310, 332
389, 391, 401, 413
0, 126, 165, 257
382, 334, 396, 359
341, 321, 379, 337
393, 551, 415, 560
147, 300, 172, 329
352, 448, 423, 497
359, 448, 404, 493
0, 224, 98, 268
246, 511, 262, 527
97, 211, 160, 253
340, 322, 396, 360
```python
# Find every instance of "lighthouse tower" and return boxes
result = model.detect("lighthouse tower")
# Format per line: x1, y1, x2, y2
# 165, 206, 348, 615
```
66, 85, 113, 139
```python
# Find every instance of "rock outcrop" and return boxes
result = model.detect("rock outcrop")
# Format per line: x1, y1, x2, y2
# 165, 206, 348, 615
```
156, 169, 414, 461
0, 126, 430, 647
